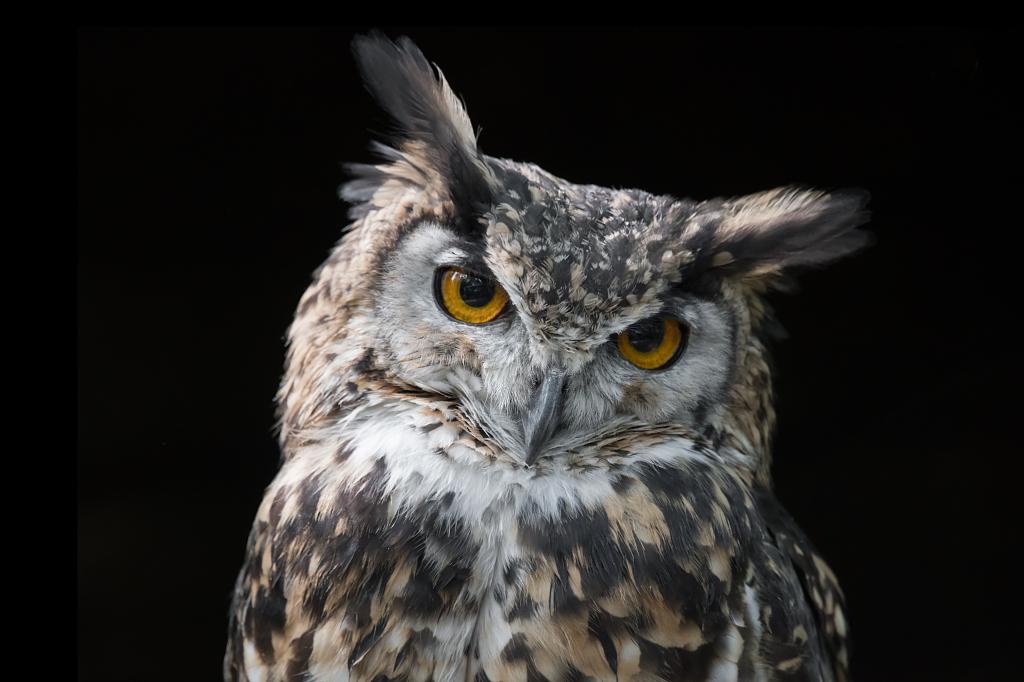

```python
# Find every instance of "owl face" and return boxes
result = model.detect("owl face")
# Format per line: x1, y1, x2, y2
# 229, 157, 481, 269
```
372, 163, 741, 465
279, 35, 869, 471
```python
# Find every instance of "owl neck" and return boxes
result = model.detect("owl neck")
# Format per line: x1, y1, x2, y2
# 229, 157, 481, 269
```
716, 285, 777, 488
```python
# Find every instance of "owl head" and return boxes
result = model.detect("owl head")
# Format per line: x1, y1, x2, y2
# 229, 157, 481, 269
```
277, 35, 870, 480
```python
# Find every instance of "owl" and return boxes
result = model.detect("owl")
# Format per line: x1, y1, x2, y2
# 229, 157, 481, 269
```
225, 34, 867, 682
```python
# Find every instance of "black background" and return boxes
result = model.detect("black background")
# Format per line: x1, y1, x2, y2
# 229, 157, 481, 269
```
79, 28, 1021, 680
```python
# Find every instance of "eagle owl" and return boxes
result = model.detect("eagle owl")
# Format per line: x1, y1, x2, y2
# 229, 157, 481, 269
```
226, 34, 866, 682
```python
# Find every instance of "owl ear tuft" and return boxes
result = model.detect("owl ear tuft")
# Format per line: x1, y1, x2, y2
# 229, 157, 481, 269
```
349, 33, 495, 220
697, 187, 871, 283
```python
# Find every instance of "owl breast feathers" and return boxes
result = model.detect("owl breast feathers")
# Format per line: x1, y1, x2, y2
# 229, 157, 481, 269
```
226, 34, 866, 682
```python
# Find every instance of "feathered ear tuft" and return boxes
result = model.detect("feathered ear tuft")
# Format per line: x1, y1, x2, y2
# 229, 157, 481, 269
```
695, 186, 872, 283
346, 33, 495, 221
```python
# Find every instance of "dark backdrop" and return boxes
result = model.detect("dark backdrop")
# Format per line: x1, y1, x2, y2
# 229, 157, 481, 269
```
78, 27, 1021, 681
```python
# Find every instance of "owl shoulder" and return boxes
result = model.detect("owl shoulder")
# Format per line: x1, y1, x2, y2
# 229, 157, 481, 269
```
753, 487, 850, 682
225, 449, 409, 680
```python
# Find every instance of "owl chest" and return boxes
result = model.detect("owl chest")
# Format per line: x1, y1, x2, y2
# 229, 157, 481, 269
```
313, 442, 754, 682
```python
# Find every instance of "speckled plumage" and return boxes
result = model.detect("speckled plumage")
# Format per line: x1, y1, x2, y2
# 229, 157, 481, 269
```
226, 35, 867, 682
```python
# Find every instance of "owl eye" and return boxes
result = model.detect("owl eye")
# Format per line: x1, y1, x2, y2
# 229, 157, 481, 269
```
616, 317, 689, 370
434, 267, 510, 325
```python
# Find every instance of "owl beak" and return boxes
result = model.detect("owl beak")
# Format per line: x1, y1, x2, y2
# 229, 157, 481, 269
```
523, 370, 565, 466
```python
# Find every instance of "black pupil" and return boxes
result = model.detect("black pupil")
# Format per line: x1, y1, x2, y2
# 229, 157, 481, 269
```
627, 318, 665, 353
459, 274, 495, 307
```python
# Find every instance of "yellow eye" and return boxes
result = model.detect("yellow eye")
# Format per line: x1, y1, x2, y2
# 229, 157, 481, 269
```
617, 317, 688, 370
435, 267, 509, 325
